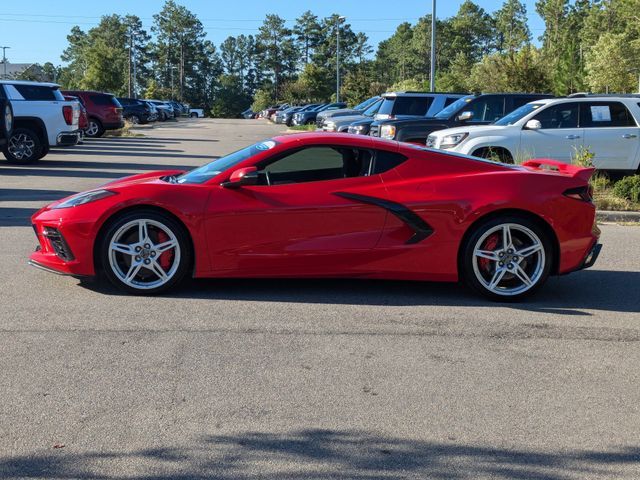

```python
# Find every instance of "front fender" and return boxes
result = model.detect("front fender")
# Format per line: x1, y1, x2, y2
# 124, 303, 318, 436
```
457, 136, 518, 158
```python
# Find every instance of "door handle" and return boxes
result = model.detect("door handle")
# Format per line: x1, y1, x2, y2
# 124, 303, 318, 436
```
622, 134, 638, 139
565, 135, 581, 139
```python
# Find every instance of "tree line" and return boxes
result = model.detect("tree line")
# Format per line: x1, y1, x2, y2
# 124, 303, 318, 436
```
15, 0, 640, 116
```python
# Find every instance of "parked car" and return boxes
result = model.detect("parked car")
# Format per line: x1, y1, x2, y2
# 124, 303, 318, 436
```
142, 101, 159, 122
241, 108, 255, 119
261, 104, 288, 119
117, 97, 154, 124
274, 106, 302, 124
64, 95, 88, 143
322, 98, 384, 132
3, 81, 80, 163
190, 108, 205, 118
168, 101, 186, 117
62, 90, 124, 138
427, 96, 640, 171
347, 92, 466, 136
0, 84, 14, 150
315, 96, 381, 128
146, 100, 174, 121
292, 103, 347, 126
371, 93, 554, 144
29, 133, 601, 301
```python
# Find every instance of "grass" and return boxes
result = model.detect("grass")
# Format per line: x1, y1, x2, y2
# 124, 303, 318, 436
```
591, 173, 640, 211
288, 124, 316, 131
104, 120, 145, 137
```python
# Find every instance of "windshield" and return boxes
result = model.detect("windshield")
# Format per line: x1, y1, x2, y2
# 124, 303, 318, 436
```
434, 95, 474, 119
177, 139, 279, 184
353, 96, 379, 111
363, 99, 383, 117
493, 103, 545, 125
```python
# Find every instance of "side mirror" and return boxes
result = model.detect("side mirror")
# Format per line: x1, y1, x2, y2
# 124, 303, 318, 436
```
524, 119, 542, 130
221, 166, 258, 188
457, 111, 473, 122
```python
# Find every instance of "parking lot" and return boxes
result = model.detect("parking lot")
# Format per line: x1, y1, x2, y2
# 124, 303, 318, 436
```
1, 119, 640, 478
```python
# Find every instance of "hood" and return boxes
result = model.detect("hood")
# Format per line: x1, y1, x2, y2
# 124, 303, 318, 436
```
329, 114, 372, 127
319, 108, 360, 119
429, 124, 507, 139
101, 169, 185, 189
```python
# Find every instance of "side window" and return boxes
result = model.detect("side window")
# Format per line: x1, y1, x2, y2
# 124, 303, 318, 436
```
262, 146, 372, 185
533, 103, 579, 129
468, 97, 505, 122
12, 84, 58, 101
90, 95, 115, 106
444, 97, 459, 107
392, 97, 434, 116
581, 102, 636, 128
373, 150, 408, 174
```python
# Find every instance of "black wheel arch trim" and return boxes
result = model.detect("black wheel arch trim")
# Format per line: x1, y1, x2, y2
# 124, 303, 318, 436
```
334, 192, 434, 244
12, 116, 48, 143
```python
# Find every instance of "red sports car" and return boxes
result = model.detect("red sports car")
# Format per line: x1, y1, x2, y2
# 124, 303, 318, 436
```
29, 133, 601, 300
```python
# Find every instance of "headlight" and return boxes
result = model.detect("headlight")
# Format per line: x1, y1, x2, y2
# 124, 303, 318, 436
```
426, 135, 437, 148
4, 104, 12, 133
440, 132, 468, 149
53, 189, 117, 209
380, 125, 396, 139
349, 125, 366, 134
324, 122, 336, 131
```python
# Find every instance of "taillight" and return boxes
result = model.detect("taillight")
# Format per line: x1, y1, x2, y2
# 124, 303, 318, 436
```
62, 105, 73, 125
564, 186, 593, 202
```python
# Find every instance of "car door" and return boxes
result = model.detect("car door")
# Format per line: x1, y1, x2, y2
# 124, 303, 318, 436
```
579, 101, 640, 170
205, 145, 388, 275
519, 102, 582, 163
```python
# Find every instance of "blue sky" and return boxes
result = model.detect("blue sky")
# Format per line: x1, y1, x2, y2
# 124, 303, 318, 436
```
0, 0, 545, 65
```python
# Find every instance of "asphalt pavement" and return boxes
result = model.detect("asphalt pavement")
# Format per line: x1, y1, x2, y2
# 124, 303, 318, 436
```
1, 119, 639, 479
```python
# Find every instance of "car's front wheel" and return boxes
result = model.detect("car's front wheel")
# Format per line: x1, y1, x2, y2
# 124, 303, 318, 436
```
3, 128, 44, 164
100, 210, 191, 294
461, 216, 552, 301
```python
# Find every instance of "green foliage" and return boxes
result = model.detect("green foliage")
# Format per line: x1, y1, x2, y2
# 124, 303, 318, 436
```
613, 175, 640, 203
571, 146, 595, 168
251, 88, 274, 112
468, 46, 550, 92
210, 75, 252, 118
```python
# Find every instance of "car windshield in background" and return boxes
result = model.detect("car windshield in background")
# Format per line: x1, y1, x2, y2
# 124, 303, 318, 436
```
434, 95, 474, 119
177, 139, 280, 184
363, 99, 383, 117
353, 96, 379, 110
493, 103, 544, 126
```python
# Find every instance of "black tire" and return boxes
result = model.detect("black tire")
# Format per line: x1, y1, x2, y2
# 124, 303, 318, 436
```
460, 215, 553, 302
1, 99, 13, 141
190, 112, 197, 118
128, 115, 140, 124
99, 210, 192, 295
2, 127, 44, 164
86, 118, 105, 138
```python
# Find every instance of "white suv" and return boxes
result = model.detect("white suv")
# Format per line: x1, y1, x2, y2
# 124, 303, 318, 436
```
426, 96, 640, 171
1, 80, 80, 164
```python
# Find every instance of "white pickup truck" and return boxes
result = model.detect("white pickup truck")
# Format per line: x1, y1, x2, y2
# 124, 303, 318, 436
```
0, 80, 80, 164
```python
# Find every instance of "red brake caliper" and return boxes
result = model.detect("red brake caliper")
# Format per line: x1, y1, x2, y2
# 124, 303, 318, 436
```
156, 231, 173, 270
479, 234, 499, 271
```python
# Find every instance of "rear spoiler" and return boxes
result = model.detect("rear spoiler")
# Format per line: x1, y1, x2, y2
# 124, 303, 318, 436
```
521, 158, 595, 183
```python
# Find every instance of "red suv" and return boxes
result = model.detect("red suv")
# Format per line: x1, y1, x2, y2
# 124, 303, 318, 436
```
61, 90, 124, 138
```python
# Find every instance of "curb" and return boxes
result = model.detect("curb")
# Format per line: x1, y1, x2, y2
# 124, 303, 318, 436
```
597, 210, 640, 222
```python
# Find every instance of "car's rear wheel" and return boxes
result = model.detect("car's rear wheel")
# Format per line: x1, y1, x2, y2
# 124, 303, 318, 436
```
461, 216, 552, 301
85, 118, 104, 138
100, 210, 191, 294
3, 128, 43, 164
190, 112, 197, 118
128, 115, 140, 124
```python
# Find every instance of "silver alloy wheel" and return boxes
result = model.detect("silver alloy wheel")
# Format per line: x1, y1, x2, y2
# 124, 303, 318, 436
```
472, 223, 545, 297
8, 133, 35, 160
108, 219, 181, 290
86, 121, 99, 137
129, 115, 140, 124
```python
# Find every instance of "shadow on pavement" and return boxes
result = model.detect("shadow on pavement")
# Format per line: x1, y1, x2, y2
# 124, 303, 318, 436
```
1, 429, 638, 479
80, 269, 640, 316
0, 189, 76, 202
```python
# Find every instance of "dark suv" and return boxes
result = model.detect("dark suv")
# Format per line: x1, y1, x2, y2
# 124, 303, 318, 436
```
117, 97, 154, 124
62, 90, 124, 137
348, 92, 466, 136
0, 85, 13, 149
371, 93, 554, 143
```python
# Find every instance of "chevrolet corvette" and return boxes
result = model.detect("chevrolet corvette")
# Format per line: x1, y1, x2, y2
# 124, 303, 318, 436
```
29, 133, 601, 300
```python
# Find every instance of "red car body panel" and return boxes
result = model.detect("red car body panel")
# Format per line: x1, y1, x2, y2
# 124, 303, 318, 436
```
62, 90, 124, 130
29, 133, 599, 283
